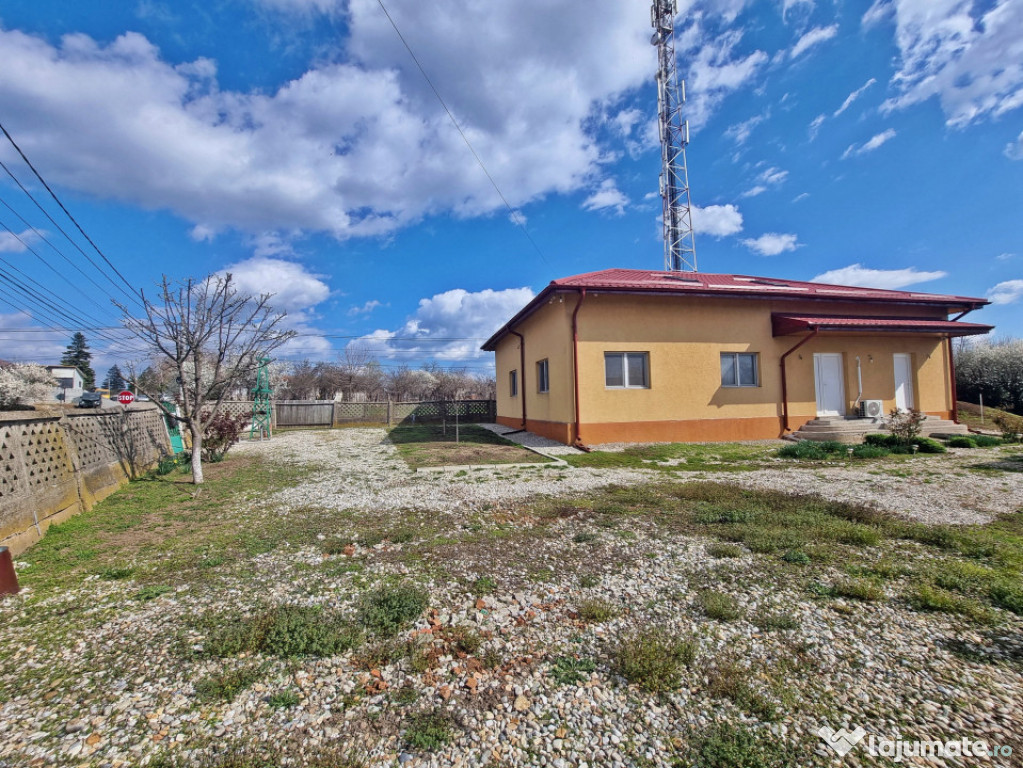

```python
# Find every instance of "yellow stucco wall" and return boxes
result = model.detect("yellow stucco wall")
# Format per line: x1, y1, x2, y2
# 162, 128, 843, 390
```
492, 291, 955, 443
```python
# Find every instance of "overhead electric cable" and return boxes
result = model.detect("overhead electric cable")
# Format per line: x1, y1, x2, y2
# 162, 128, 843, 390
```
0, 121, 143, 307
374, 0, 548, 265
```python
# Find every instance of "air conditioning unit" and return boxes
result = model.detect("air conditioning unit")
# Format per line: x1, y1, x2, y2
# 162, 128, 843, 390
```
859, 399, 884, 419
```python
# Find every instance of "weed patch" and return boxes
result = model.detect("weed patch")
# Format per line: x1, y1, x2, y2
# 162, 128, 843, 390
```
612, 628, 695, 692
358, 583, 429, 637
577, 598, 618, 623
700, 591, 741, 621
550, 655, 597, 686
404, 709, 455, 751
203, 605, 361, 658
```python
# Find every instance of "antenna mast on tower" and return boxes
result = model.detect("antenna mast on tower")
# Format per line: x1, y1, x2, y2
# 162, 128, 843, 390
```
651, 0, 697, 272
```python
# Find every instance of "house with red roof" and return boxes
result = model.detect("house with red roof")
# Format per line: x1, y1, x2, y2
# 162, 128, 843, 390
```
481, 269, 993, 446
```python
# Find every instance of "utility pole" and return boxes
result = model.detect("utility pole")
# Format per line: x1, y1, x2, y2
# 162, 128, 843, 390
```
652, 0, 697, 272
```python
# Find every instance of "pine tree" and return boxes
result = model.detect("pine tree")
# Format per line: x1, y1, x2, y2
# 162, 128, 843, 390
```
104, 364, 126, 392
61, 332, 96, 390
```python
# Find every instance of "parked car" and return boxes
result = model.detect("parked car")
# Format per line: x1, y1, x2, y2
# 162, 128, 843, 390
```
76, 392, 103, 408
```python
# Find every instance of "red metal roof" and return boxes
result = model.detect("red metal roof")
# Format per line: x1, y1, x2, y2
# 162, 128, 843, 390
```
481, 269, 991, 350
772, 313, 993, 337
552, 268, 988, 305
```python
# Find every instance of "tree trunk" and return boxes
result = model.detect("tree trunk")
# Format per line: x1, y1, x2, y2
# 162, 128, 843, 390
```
190, 423, 205, 484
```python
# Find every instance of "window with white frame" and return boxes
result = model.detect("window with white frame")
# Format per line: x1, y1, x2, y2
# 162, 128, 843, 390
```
604, 352, 649, 389
536, 359, 549, 393
509, 369, 518, 397
720, 352, 759, 387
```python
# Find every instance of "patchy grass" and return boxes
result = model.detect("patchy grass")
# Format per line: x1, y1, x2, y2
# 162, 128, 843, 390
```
202, 605, 362, 658
956, 401, 1020, 432
684, 721, 796, 768
388, 424, 551, 469
612, 628, 696, 692
358, 583, 430, 637
577, 598, 618, 623
195, 665, 266, 702
403, 709, 455, 751
563, 442, 777, 472
699, 591, 742, 621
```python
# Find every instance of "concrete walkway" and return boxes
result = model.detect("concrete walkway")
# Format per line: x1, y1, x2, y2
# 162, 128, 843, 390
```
478, 423, 584, 457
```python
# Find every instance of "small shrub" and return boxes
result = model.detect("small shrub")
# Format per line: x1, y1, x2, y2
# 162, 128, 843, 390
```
994, 413, 1023, 442
851, 444, 890, 458
706, 542, 743, 559
700, 591, 741, 621
613, 628, 695, 692
200, 410, 248, 463
694, 506, 755, 524
577, 598, 618, 623
359, 583, 429, 637
267, 690, 300, 709
781, 549, 811, 565
404, 709, 454, 751
887, 408, 927, 443
578, 574, 600, 588
947, 436, 978, 448
832, 579, 884, 602
550, 655, 597, 686
914, 437, 946, 454
204, 605, 361, 658
777, 441, 827, 460
572, 531, 599, 544
972, 435, 1003, 447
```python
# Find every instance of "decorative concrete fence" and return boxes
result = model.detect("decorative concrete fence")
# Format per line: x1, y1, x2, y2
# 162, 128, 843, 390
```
0, 406, 171, 554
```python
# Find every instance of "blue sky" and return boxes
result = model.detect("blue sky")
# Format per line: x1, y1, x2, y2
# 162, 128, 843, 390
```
0, 0, 1020, 375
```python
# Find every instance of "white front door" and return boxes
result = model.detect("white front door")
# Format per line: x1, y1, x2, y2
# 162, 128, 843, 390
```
814, 353, 846, 417
893, 353, 914, 411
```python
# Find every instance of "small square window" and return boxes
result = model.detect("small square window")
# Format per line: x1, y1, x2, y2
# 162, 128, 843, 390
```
509, 369, 518, 397
537, 359, 549, 393
720, 352, 758, 387
605, 352, 649, 388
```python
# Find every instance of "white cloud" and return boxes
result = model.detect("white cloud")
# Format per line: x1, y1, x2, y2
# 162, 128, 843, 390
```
725, 113, 766, 145
692, 203, 743, 237
758, 166, 788, 185
0, 229, 35, 253
0, 311, 66, 365
219, 256, 330, 317
841, 128, 897, 158
742, 232, 799, 256
741, 185, 767, 198
862, 0, 893, 28
782, 0, 815, 21
808, 113, 826, 139
834, 78, 877, 117
348, 300, 382, 316
790, 25, 838, 59
812, 263, 947, 289
881, 0, 1023, 127
681, 25, 769, 129
1005, 130, 1023, 160
793, 192, 810, 202
359, 287, 535, 361
987, 280, 1023, 305
582, 179, 629, 215
996, 252, 1016, 261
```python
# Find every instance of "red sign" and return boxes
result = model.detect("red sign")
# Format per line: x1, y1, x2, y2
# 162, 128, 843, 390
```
117, 390, 136, 405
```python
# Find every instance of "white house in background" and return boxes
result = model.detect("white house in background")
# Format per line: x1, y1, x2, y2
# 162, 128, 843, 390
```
45, 365, 85, 403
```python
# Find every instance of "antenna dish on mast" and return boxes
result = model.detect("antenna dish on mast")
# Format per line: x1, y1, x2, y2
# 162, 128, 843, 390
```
651, 0, 697, 272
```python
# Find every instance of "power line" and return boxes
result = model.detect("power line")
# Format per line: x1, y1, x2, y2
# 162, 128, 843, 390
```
0, 120, 143, 307
374, 0, 548, 265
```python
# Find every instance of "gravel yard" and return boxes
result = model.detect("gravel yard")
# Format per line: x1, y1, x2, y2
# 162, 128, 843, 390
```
1, 428, 1021, 768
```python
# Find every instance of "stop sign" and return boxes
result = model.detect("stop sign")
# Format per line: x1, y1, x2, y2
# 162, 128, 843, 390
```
117, 390, 135, 405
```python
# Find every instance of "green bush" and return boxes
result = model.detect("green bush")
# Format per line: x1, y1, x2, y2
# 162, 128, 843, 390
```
863, 433, 945, 453
947, 436, 978, 448
781, 549, 811, 565
851, 444, 890, 458
915, 437, 946, 454
612, 628, 695, 692
832, 579, 884, 602
359, 583, 430, 637
267, 690, 300, 709
973, 435, 1003, 447
195, 666, 263, 702
550, 655, 597, 685
776, 441, 827, 460
577, 598, 618, 623
706, 542, 744, 559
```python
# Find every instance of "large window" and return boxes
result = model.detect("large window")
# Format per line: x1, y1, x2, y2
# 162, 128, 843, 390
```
536, 359, 550, 393
509, 370, 518, 397
604, 352, 649, 389
721, 352, 759, 387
